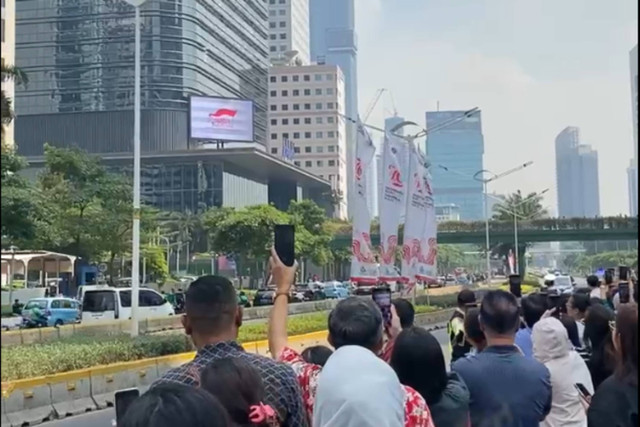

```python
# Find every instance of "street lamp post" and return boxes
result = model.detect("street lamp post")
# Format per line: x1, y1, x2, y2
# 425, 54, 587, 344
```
439, 162, 534, 282
8, 245, 18, 306
124, 0, 147, 337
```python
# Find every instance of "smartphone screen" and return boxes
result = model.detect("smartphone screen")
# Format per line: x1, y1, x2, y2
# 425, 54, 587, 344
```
619, 266, 629, 281
115, 388, 140, 424
574, 383, 591, 398
372, 287, 392, 326
274, 225, 295, 267
618, 282, 630, 304
605, 268, 615, 285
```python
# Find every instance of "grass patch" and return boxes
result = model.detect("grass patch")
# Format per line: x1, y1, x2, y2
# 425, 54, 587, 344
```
2, 305, 441, 381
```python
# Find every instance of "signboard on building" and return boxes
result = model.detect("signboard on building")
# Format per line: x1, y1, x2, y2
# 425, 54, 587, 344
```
189, 96, 254, 142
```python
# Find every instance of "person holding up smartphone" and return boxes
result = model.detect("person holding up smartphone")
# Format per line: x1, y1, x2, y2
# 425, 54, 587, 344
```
267, 248, 433, 427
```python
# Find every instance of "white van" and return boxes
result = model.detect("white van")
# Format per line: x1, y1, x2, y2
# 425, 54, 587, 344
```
81, 287, 174, 323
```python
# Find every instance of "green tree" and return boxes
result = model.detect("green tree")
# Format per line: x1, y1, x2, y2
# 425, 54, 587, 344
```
492, 190, 548, 221
1, 144, 41, 246
288, 200, 332, 267
142, 244, 169, 285
161, 209, 204, 272
491, 190, 549, 277
35, 144, 141, 262
437, 244, 465, 274
207, 205, 289, 278
1, 64, 28, 143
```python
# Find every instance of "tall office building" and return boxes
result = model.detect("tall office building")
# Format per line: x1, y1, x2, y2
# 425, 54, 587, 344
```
267, 64, 348, 218
309, 0, 358, 217
268, 0, 310, 65
555, 127, 601, 218
1, 0, 16, 147
628, 45, 638, 216
14, 0, 329, 214
425, 110, 485, 220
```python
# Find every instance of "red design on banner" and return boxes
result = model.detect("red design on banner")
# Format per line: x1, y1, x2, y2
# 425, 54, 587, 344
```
380, 235, 398, 264
389, 165, 403, 188
355, 157, 363, 182
424, 238, 438, 265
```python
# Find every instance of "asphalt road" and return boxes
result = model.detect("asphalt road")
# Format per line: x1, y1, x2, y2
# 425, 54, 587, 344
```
41, 328, 450, 427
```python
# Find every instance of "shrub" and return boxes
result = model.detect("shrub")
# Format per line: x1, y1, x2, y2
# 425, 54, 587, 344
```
1, 302, 442, 381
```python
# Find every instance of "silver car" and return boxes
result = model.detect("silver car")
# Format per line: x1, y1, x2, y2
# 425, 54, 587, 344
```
548, 275, 574, 295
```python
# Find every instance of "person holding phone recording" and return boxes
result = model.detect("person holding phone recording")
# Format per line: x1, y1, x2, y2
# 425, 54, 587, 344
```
267, 247, 434, 427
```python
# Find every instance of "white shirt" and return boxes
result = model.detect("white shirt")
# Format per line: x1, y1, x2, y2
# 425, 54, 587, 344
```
589, 287, 601, 299
575, 321, 585, 347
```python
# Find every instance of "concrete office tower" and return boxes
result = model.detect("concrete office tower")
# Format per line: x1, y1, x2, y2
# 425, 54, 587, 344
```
13, 0, 330, 214
268, 64, 348, 219
426, 110, 485, 220
1, 0, 16, 147
628, 45, 638, 216
555, 127, 601, 218
310, 0, 358, 217
268, 0, 310, 65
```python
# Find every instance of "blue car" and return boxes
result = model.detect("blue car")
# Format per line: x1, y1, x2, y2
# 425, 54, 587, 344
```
21, 297, 80, 328
322, 282, 350, 299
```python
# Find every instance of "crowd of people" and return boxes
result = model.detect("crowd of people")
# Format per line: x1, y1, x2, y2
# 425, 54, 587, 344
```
118, 253, 638, 427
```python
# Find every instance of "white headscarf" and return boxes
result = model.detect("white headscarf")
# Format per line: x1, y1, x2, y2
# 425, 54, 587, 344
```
313, 345, 405, 427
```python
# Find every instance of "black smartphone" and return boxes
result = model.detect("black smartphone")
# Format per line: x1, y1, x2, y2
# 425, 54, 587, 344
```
274, 225, 295, 267
509, 275, 522, 298
618, 282, 630, 304
115, 388, 140, 424
372, 286, 392, 326
619, 266, 629, 281
574, 383, 591, 399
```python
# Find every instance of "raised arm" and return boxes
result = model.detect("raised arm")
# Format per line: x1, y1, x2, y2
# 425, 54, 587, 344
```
268, 247, 297, 359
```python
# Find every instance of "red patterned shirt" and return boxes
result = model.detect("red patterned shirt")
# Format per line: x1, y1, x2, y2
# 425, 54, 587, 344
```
278, 347, 434, 427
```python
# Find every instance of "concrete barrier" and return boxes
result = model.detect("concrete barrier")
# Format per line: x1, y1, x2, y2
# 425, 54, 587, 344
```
3, 378, 56, 426
48, 371, 96, 418
0, 310, 452, 426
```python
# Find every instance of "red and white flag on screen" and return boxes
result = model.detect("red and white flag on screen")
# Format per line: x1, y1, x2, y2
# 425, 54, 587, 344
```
378, 134, 407, 282
401, 143, 431, 283
350, 123, 378, 283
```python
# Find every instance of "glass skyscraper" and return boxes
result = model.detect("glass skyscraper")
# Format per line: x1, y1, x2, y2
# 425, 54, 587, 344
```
309, 0, 358, 216
555, 127, 600, 218
14, 0, 270, 155
426, 110, 485, 220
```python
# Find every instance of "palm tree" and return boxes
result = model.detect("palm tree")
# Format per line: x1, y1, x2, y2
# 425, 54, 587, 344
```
1, 64, 28, 143
162, 209, 203, 274
492, 190, 548, 221
491, 190, 548, 276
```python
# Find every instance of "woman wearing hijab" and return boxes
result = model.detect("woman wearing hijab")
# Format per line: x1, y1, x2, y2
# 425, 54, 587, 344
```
532, 317, 594, 427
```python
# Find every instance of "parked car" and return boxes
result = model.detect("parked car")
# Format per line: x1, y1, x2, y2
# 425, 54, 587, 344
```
81, 287, 174, 323
21, 297, 80, 328
253, 288, 276, 306
323, 281, 350, 299
353, 284, 376, 296
295, 283, 326, 301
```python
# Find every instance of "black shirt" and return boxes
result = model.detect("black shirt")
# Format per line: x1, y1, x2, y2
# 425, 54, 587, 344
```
588, 375, 638, 427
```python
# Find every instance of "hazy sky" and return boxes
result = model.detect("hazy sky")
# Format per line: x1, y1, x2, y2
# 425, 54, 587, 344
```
354, 0, 638, 216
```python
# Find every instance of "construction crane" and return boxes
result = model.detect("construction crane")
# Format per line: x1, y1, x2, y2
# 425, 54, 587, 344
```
363, 88, 386, 122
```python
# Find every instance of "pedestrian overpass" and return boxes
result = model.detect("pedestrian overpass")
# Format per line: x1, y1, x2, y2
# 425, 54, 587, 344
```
330, 216, 638, 248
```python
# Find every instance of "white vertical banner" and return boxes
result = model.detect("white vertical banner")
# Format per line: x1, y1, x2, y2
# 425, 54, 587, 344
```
401, 143, 430, 283
416, 170, 438, 283
350, 123, 378, 283
378, 134, 407, 281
